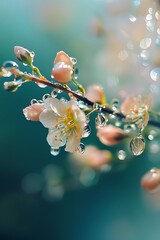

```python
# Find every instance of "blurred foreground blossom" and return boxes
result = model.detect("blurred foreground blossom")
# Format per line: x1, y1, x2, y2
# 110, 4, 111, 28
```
141, 168, 160, 192
72, 145, 112, 170
23, 103, 44, 121
39, 97, 86, 152
97, 125, 127, 146
121, 95, 151, 128
85, 84, 106, 104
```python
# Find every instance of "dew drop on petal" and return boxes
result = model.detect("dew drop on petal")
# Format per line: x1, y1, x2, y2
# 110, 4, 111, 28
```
71, 58, 77, 65
50, 147, 60, 156
95, 113, 108, 128
82, 125, 91, 138
130, 135, 145, 156
77, 143, 86, 153
30, 99, 38, 105
150, 68, 160, 81
42, 94, 51, 101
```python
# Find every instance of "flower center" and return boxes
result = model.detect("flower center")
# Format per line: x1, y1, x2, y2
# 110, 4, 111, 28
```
64, 108, 76, 129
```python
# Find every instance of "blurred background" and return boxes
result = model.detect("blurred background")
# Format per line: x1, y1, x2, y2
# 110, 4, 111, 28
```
1, 0, 160, 239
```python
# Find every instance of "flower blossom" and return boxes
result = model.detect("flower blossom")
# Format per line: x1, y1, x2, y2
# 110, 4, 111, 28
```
121, 95, 151, 128
85, 84, 106, 104
14, 46, 34, 65
72, 145, 112, 170
23, 103, 44, 121
97, 125, 127, 146
141, 168, 160, 192
51, 51, 74, 84
39, 97, 86, 153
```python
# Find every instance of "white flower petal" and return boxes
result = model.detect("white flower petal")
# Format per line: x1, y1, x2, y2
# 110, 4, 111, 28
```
39, 110, 58, 128
65, 132, 81, 152
47, 129, 66, 148
44, 98, 66, 116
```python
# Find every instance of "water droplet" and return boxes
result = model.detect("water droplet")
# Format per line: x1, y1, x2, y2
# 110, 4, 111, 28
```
42, 94, 51, 101
36, 82, 47, 88
78, 100, 88, 110
82, 125, 91, 138
117, 150, 126, 160
30, 99, 38, 105
2, 61, 19, 69
140, 38, 152, 49
74, 68, 79, 80
130, 135, 145, 156
71, 58, 77, 65
3, 81, 19, 92
60, 98, 68, 102
156, 36, 160, 47
95, 113, 108, 128
50, 147, 60, 156
129, 14, 136, 22
111, 99, 119, 111
150, 68, 160, 81
37, 100, 43, 104
132, 0, 141, 7
51, 90, 58, 98
124, 124, 136, 133
77, 143, 86, 153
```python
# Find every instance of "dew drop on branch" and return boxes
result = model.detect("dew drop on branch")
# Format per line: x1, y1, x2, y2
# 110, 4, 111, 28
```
95, 113, 108, 128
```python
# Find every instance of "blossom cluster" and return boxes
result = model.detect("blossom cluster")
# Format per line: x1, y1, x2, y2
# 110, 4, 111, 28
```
1, 46, 160, 192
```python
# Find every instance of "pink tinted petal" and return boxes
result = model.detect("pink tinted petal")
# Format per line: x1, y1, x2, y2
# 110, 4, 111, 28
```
85, 85, 105, 103
141, 168, 160, 191
97, 125, 127, 146
39, 110, 58, 128
51, 62, 73, 83
65, 134, 80, 153
23, 103, 44, 121
54, 51, 73, 67
44, 97, 66, 116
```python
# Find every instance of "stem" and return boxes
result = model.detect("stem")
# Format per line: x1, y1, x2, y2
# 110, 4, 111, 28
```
19, 73, 160, 128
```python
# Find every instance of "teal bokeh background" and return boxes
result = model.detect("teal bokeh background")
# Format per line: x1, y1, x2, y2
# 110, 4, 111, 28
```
0, 1, 160, 240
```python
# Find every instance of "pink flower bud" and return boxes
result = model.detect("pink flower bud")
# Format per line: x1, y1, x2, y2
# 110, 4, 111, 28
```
14, 46, 34, 65
97, 125, 127, 146
23, 103, 44, 121
141, 168, 160, 192
85, 85, 106, 104
51, 62, 73, 83
54, 51, 73, 67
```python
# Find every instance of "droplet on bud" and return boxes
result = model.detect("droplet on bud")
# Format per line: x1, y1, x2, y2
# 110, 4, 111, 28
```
95, 113, 108, 128
74, 68, 79, 80
50, 147, 60, 156
130, 135, 145, 156
82, 125, 91, 138
71, 58, 77, 65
